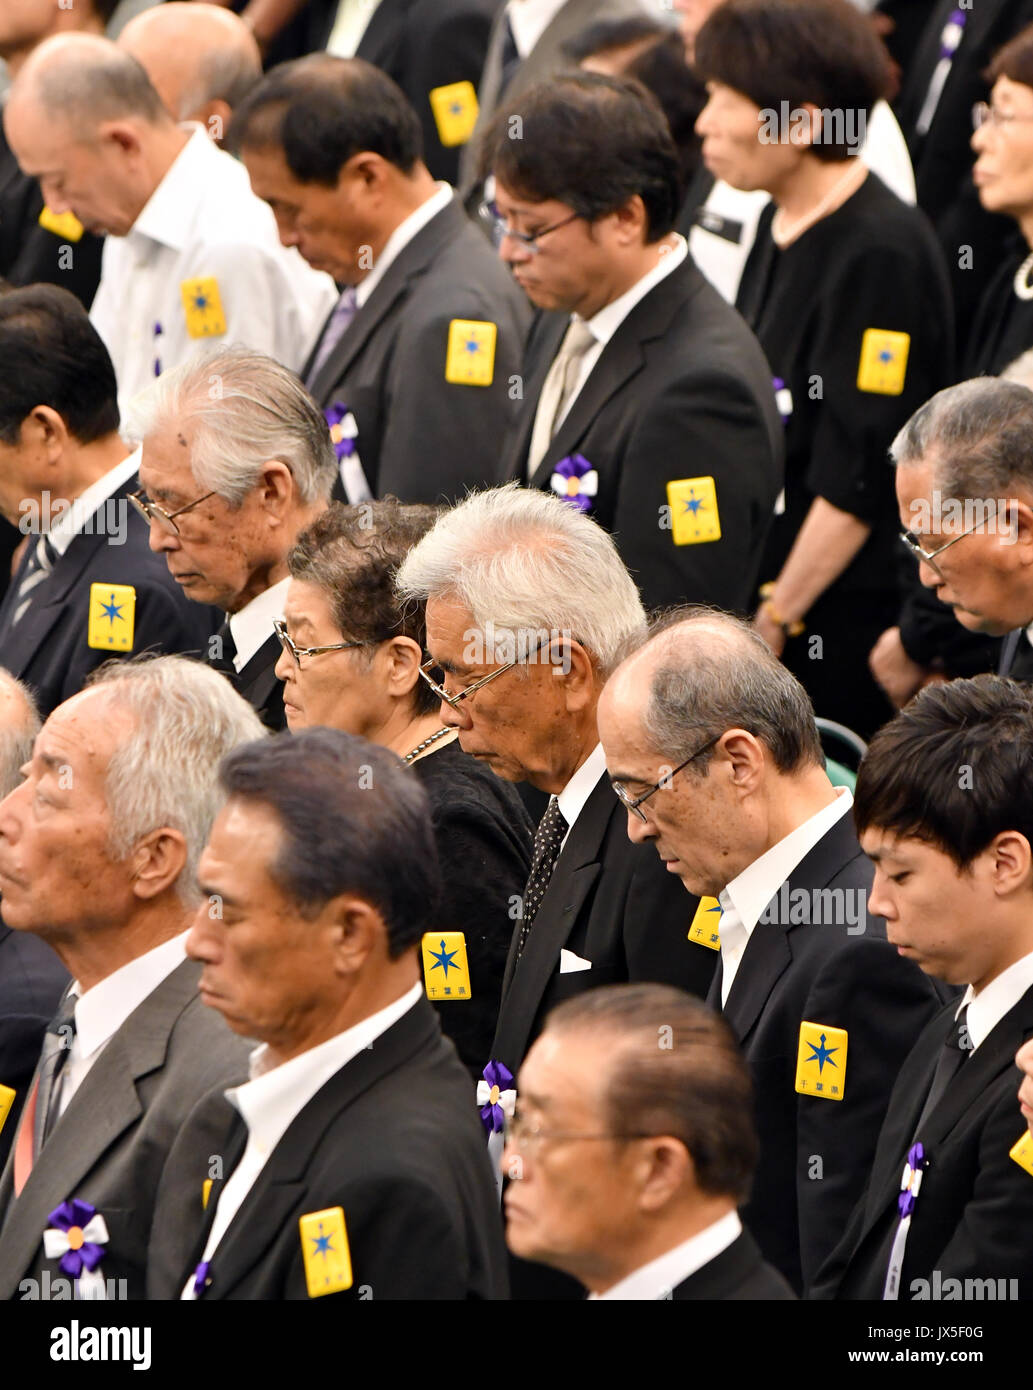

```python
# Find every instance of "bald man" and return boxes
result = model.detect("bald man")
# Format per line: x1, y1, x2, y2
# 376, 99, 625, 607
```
3, 34, 335, 416
119, 3, 261, 144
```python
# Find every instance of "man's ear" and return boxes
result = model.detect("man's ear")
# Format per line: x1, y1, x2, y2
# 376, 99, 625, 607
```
97, 120, 145, 160
327, 895, 382, 975
129, 827, 189, 900
635, 1136, 692, 1213
23, 406, 70, 465
557, 639, 597, 712
258, 460, 295, 524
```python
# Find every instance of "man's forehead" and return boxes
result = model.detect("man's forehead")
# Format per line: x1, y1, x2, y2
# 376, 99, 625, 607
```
36, 689, 125, 768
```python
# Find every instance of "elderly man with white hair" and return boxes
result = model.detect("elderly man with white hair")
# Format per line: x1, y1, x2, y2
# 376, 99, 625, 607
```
0, 655, 263, 1301
132, 345, 338, 729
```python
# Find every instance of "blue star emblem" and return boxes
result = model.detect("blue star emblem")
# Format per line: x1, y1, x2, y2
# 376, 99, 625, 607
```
311, 1223, 334, 1258
99, 593, 124, 625
450, 101, 463, 116
878, 348, 894, 363
430, 938, 458, 976
806, 1032, 838, 1073
193, 292, 209, 312
465, 337, 481, 355
682, 489, 705, 517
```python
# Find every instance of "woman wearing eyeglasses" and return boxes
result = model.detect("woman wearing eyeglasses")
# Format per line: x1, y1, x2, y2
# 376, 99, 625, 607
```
273, 498, 534, 1081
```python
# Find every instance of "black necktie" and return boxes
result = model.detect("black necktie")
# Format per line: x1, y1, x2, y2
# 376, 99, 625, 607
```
912, 1003, 970, 1141
209, 620, 238, 679
517, 796, 567, 956
35, 994, 78, 1154
499, 11, 521, 98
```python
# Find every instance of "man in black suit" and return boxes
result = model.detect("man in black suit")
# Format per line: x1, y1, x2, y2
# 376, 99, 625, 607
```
814, 675, 1033, 1300
0, 672, 67, 1173
478, 73, 782, 613
0, 285, 219, 719
147, 729, 506, 1300
597, 607, 943, 1294
503, 983, 795, 1299
229, 55, 530, 506
134, 345, 338, 731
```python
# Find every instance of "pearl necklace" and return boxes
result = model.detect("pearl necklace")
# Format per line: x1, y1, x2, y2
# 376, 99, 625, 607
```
771, 161, 868, 249
1014, 251, 1033, 302
403, 726, 455, 765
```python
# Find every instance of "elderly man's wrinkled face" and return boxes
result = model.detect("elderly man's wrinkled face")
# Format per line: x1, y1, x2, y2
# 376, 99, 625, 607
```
139, 419, 285, 614
0, 687, 137, 939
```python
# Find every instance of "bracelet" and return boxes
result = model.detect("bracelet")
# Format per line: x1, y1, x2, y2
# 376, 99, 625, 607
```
758, 583, 806, 637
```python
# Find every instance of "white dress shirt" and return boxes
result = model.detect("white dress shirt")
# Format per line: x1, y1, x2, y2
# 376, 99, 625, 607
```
325, 0, 385, 56
719, 788, 853, 1006
227, 575, 290, 674
182, 981, 423, 1298
58, 931, 189, 1118
590, 1212, 743, 1300
355, 183, 454, 308
557, 742, 608, 851
43, 448, 141, 557
957, 949, 1033, 1051
507, 0, 569, 57
92, 127, 337, 421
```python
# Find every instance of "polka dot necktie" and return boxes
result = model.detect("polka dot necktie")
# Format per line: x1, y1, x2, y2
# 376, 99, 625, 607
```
517, 796, 568, 957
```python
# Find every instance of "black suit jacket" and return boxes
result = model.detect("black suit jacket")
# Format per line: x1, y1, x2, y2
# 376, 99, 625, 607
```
813, 986, 1033, 1301
147, 997, 507, 1300
671, 1229, 796, 1301
491, 772, 716, 1075
304, 198, 530, 505
709, 813, 945, 1296
504, 259, 783, 613
214, 632, 286, 732
0, 928, 68, 1172
0, 474, 221, 718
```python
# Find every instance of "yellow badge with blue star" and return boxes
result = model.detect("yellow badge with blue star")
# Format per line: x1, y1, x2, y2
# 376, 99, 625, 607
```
1009, 1129, 1033, 1177
421, 931, 472, 1000
856, 328, 910, 395
181, 276, 228, 339
688, 897, 722, 951
795, 1020, 848, 1100
445, 319, 496, 386
667, 476, 721, 546
299, 1207, 353, 1298
429, 81, 479, 147
0, 1083, 15, 1134
37, 206, 84, 243
202, 1178, 213, 1210
87, 583, 135, 651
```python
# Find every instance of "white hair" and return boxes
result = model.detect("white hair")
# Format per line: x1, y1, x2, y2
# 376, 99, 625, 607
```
87, 655, 267, 905
0, 668, 40, 798
125, 345, 337, 507
395, 484, 646, 675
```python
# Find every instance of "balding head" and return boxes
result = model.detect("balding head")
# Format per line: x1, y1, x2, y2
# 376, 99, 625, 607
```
0, 670, 40, 799
120, 4, 261, 137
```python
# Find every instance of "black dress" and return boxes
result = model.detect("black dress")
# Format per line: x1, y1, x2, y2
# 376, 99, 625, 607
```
735, 172, 955, 737
409, 735, 533, 1082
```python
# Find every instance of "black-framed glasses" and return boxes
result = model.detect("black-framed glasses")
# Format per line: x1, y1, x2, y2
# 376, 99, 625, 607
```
899, 501, 1001, 580
272, 617, 372, 668
478, 201, 581, 253
612, 732, 723, 823
418, 630, 555, 709
128, 487, 217, 536
503, 1107, 649, 1155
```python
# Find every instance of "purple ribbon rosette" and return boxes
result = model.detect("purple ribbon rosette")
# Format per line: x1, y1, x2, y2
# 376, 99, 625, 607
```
550, 454, 599, 513
44, 1198, 110, 1296
897, 1141, 926, 1219
477, 1059, 516, 1136
325, 402, 358, 461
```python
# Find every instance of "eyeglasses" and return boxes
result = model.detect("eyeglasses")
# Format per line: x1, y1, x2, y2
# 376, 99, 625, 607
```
418, 631, 554, 709
478, 201, 581, 253
972, 101, 1033, 131
504, 1108, 649, 1155
612, 732, 723, 823
128, 487, 217, 536
899, 503, 1001, 580
272, 617, 373, 668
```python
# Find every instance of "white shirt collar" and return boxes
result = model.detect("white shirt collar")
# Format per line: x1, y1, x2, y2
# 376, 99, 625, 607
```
355, 183, 454, 308
228, 981, 423, 1156
590, 1211, 742, 1300
131, 126, 213, 252
581, 237, 688, 348
957, 948, 1033, 1051
44, 447, 140, 557
227, 575, 291, 673
71, 931, 189, 1064
506, 0, 569, 57
720, 787, 854, 934
557, 743, 608, 833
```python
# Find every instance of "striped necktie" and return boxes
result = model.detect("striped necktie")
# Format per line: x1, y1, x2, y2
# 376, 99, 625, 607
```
11, 535, 57, 626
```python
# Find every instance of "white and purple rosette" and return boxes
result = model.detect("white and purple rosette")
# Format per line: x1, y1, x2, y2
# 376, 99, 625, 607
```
325, 402, 359, 462
43, 1198, 110, 1299
477, 1059, 516, 1136
550, 454, 598, 513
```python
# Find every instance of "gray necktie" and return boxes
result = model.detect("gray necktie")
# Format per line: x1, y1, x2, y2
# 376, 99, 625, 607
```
34, 993, 78, 1156
11, 535, 57, 626
525, 318, 597, 479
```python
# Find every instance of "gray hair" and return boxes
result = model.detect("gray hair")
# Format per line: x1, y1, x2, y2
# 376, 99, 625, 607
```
22, 37, 169, 127
631, 607, 824, 773
395, 484, 646, 676
890, 377, 1033, 499
178, 42, 262, 120
86, 656, 267, 905
0, 669, 41, 798
126, 346, 337, 507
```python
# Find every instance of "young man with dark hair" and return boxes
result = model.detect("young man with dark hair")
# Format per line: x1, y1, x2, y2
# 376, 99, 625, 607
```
230, 54, 530, 508
814, 674, 1033, 1301
480, 71, 783, 614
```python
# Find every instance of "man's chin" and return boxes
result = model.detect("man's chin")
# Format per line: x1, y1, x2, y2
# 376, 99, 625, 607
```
949, 605, 1015, 636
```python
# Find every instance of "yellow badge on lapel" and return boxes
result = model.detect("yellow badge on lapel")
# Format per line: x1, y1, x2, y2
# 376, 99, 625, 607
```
688, 897, 722, 951
421, 932, 472, 1000
202, 1178, 213, 1210
38, 206, 84, 242
794, 1021, 848, 1100
300, 1207, 353, 1297
429, 81, 479, 147
87, 583, 135, 651
667, 477, 721, 546
181, 277, 228, 339
0, 1083, 15, 1134
445, 319, 496, 386
856, 328, 910, 395
1009, 1129, 1033, 1177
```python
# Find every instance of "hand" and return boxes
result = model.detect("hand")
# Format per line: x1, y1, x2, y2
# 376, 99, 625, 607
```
868, 626, 929, 708
753, 604, 786, 659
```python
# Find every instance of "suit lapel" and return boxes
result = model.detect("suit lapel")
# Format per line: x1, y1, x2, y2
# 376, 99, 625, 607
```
504, 312, 567, 482
354, 0, 407, 67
